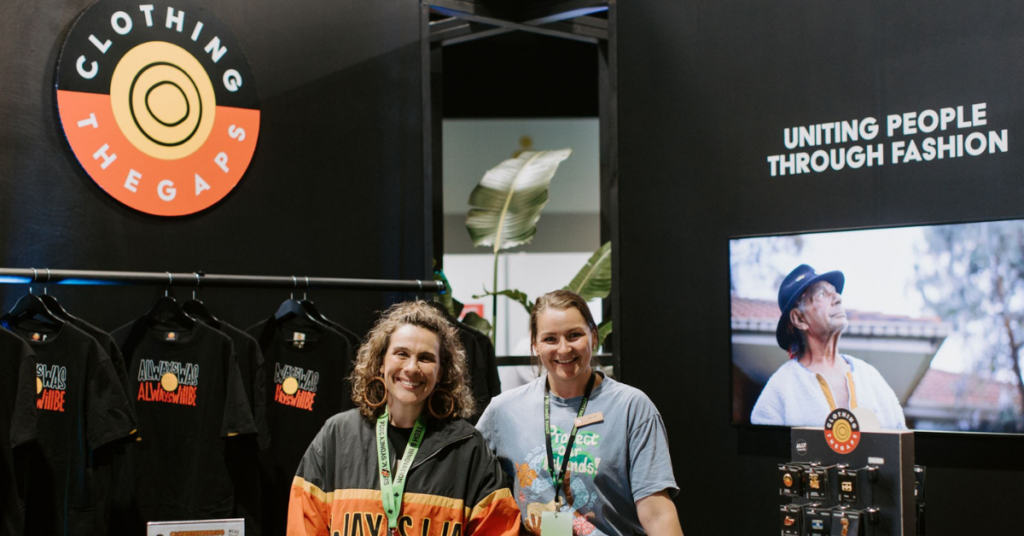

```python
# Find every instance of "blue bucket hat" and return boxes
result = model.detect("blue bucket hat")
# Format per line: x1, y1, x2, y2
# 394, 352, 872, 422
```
775, 264, 845, 351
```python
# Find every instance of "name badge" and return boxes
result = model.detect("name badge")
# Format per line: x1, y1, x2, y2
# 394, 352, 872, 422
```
540, 510, 573, 536
574, 412, 604, 427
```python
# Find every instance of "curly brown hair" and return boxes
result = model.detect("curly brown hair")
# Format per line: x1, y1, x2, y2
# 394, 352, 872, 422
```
350, 300, 475, 422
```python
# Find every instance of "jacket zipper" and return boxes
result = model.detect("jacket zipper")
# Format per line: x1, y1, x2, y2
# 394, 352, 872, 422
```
411, 432, 474, 470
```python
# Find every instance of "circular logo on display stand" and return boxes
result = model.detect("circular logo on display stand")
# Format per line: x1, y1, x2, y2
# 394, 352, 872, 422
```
55, 0, 260, 216
824, 409, 861, 454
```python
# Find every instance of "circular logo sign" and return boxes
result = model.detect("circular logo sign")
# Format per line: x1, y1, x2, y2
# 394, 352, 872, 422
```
56, 0, 260, 216
824, 409, 861, 454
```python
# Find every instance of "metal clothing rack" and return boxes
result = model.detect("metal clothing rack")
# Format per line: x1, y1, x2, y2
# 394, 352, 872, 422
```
0, 267, 445, 293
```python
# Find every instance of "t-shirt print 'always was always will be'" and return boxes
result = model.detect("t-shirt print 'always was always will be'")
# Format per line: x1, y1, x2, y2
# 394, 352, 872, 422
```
273, 362, 320, 411
137, 358, 200, 406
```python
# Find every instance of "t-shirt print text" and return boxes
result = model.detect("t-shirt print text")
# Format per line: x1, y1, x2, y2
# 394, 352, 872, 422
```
273, 363, 319, 411
137, 359, 199, 406
36, 363, 68, 412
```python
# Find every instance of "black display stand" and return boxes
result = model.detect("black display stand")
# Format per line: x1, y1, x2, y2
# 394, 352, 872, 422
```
782, 427, 916, 536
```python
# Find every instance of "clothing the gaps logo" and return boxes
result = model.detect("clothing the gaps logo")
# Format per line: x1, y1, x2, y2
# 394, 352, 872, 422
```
137, 359, 199, 406
824, 409, 861, 454
274, 363, 319, 411
55, 0, 260, 216
36, 363, 69, 412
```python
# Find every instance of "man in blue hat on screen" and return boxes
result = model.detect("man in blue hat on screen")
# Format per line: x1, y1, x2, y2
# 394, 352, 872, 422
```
750, 264, 907, 429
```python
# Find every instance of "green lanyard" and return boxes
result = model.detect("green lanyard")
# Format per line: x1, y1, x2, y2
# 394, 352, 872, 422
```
376, 410, 426, 533
544, 372, 596, 508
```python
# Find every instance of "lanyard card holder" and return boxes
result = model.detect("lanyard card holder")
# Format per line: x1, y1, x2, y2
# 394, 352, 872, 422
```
540, 509, 573, 536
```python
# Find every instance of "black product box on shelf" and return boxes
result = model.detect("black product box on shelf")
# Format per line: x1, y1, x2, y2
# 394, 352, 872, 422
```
779, 503, 803, 536
831, 508, 864, 536
837, 467, 859, 504
805, 505, 833, 536
807, 465, 830, 501
779, 463, 807, 498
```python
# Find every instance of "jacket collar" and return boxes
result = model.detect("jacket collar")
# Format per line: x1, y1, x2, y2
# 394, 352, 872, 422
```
412, 418, 476, 468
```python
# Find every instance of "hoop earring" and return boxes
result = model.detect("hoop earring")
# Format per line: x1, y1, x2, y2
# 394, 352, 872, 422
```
427, 388, 455, 419
364, 377, 387, 409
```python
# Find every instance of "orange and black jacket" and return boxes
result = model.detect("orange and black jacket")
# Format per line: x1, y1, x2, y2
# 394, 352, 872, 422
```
288, 409, 520, 536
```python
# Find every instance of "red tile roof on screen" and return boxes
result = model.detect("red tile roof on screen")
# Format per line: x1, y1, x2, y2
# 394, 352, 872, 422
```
731, 295, 950, 338
908, 368, 1022, 409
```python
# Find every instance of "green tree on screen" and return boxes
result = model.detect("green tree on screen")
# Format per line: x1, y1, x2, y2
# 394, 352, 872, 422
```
915, 221, 1024, 432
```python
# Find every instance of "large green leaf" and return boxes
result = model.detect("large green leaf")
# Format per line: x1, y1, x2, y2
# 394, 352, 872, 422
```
466, 149, 572, 252
564, 241, 612, 302
473, 288, 534, 315
461, 311, 492, 337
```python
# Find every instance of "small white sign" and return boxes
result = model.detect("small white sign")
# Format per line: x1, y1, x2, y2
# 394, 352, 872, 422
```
147, 518, 244, 536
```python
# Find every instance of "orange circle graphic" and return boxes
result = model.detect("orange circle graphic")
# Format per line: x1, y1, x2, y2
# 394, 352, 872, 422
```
56, 0, 260, 217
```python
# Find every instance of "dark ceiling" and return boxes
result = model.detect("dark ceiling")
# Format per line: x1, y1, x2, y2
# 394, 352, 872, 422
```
437, 3, 602, 118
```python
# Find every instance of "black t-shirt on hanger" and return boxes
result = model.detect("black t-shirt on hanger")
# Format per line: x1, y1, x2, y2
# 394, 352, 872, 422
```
112, 319, 257, 526
6, 321, 136, 536
69, 318, 136, 419
460, 322, 501, 419
215, 320, 269, 536
0, 327, 38, 536
64, 317, 137, 536
247, 315, 354, 536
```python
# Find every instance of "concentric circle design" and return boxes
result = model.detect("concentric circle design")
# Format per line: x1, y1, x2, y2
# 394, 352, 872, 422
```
832, 419, 852, 443
824, 409, 861, 454
56, 0, 260, 217
110, 42, 216, 160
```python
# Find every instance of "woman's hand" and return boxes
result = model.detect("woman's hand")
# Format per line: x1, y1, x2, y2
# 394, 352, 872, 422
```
636, 490, 684, 536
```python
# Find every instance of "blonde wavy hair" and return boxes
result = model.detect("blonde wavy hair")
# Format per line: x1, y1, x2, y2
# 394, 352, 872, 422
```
350, 300, 475, 422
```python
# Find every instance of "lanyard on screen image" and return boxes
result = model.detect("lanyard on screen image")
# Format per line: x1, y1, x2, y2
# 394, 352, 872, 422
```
544, 371, 597, 508
376, 409, 426, 534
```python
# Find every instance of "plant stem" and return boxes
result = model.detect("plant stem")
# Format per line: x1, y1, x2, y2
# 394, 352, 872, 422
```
492, 247, 499, 344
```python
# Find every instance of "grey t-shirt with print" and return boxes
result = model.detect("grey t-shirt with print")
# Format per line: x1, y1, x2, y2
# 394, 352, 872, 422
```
477, 373, 678, 536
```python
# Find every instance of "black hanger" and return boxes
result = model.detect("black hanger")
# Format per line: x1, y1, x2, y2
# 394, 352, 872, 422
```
145, 273, 196, 329
39, 268, 77, 322
296, 277, 336, 326
40, 293, 77, 322
299, 298, 336, 326
274, 277, 322, 323
182, 273, 220, 328
274, 278, 328, 346
2, 272, 65, 331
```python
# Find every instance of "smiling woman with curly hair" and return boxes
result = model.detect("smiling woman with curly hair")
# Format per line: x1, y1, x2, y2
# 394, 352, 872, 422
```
349, 300, 475, 422
288, 301, 520, 536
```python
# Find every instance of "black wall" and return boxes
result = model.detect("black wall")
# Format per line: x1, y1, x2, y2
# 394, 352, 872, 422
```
618, 1, 1024, 534
0, 0, 429, 333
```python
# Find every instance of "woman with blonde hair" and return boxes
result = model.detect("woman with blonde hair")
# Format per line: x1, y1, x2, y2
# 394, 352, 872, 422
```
478, 290, 684, 536
288, 301, 520, 536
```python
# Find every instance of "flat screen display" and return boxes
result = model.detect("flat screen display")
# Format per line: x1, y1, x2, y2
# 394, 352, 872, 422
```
731, 219, 1024, 434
